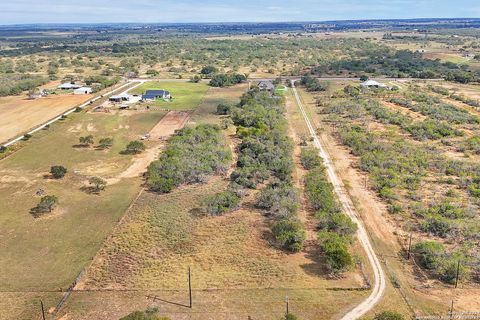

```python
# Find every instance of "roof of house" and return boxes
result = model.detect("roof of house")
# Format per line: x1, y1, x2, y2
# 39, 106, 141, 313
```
110, 94, 130, 99
258, 80, 275, 90
360, 80, 388, 88
58, 82, 82, 89
142, 90, 170, 98
73, 86, 92, 92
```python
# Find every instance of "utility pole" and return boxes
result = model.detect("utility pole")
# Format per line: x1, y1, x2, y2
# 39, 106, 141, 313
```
407, 233, 413, 260
188, 267, 192, 308
285, 295, 289, 315
40, 300, 46, 320
449, 300, 454, 320
455, 260, 461, 289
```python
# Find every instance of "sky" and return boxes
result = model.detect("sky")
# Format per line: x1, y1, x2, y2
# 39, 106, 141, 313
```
0, 0, 479, 25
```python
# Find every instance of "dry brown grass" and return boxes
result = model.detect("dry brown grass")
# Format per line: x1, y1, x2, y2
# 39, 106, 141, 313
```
0, 93, 93, 143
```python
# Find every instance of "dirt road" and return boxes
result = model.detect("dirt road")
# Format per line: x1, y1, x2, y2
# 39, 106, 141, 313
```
291, 81, 386, 320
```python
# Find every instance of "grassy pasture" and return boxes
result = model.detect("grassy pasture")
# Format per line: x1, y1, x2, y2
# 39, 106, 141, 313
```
0, 109, 167, 292
129, 81, 209, 111
57, 84, 369, 319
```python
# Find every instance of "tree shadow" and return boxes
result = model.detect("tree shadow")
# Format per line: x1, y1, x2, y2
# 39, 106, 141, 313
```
72, 144, 90, 148
189, 207, 206, 217
300, 241, 331, 277
146, 295, 190, 309
80, 186, 101, 195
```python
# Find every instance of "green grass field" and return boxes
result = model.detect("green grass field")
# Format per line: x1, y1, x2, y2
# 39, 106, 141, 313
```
129, 81, 209, 110
0, 109, 166, 292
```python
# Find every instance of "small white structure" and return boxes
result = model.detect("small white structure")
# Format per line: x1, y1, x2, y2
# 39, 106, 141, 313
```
73, 87, 92, 95
360, 80, 388, 89
58, 82, 82, 90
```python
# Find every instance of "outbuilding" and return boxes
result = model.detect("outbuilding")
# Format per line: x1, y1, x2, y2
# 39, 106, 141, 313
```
73, 87, 92, 95
360, 80, 388, 89
109, 94, 130, 102
142, 90, 171, 101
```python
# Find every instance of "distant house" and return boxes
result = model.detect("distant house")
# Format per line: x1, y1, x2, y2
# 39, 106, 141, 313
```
142, 90, 171, 101
73, 87, 92, 95
109, 94, 130, 103
360, 80, 388, 89
258, 80, 275, 91
58, 82, 82, 90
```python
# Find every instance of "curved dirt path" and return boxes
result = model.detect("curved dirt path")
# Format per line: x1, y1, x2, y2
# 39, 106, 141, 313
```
291, 81, 386, 320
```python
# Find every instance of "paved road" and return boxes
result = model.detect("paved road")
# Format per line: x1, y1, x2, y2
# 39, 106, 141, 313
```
290, 81, 386, 320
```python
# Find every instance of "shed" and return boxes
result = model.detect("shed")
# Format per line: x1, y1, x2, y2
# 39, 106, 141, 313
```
73, 87, 92, 95
258, 80, 275, 91
142, 90, 171, 101
109, 94, 130, 102
360, 80, 388, 89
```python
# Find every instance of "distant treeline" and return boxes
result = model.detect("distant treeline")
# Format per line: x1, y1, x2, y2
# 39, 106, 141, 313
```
312, 49, 478, 83
0, 74, 48, 96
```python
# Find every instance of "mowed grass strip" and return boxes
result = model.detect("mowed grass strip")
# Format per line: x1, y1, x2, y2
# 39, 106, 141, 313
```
0, 109, 166, 291
129, 81, 209, 111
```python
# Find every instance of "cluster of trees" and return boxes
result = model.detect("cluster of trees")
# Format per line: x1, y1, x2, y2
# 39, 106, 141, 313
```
209, 73, 246, 87
450, 93, 480, 109
413, 241, 470, 284
397, 93, 479, 124
30, 195, 58, 218
339, 125, 429, 206
318, 87, 480, 283
84, 75, 121, 92
362, 98, 461, 140
300, 75, 327, 92
212, 89, 306, 252
123, 140, 145, 154
314, 49, 473, 82
50, 165, 67, 179
0, 74, 48, 96
302, 148, 356, 273
203, 191, 241, 216
147, 124, 230, 193
78, 135, 114, 149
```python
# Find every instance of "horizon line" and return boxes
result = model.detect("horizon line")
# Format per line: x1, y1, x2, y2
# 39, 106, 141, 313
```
1, 17, 480, 28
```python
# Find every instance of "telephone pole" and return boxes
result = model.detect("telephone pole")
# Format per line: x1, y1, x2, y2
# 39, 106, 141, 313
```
407, 233, 413, 260
285, 295, 289, 315
40, 300, 46, 320
188, 267, 192, 308
455, 260, 461, 288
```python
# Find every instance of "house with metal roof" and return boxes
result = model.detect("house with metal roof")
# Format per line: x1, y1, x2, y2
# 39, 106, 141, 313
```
360, 80, 388, 89
258, 80, 275, 91
142, 90, 171, 101
58, 82, 82, 90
